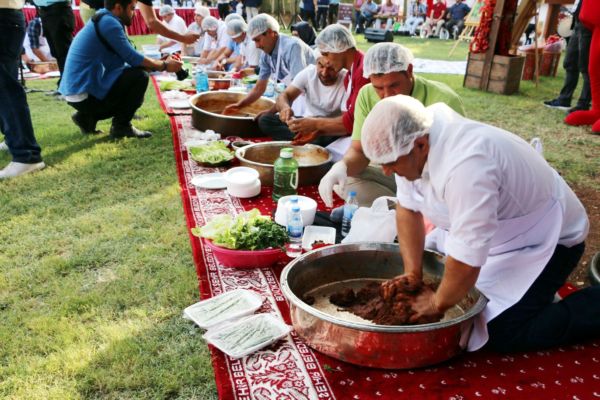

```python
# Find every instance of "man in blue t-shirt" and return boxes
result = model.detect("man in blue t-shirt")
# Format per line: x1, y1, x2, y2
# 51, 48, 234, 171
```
59, 0, 183, 139
444, 0, 470, 38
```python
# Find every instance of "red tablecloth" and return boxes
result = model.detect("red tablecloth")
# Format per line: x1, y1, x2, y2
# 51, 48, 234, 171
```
22, 6, 219, 36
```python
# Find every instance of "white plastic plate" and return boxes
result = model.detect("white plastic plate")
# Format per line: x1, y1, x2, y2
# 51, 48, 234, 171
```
183, 289, 263, 329
191, 173, 227, 189
204, 313, 291, 359
301, 226, 336, 251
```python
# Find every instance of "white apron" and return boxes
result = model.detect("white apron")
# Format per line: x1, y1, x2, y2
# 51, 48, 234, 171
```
422, 172, 565, 351
267, 39, 306, 116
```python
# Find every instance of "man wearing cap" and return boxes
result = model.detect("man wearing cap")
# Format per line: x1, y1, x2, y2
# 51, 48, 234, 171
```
219, 18, 260, 70
278, 24, 370, 148
257, 53, 348, 146
184, 5, 210, 56
222, 14, 315, 117
59, 0, 183, 139
318, 42, 464, 208
198, 16, 231, 67
156, 5, 187, 54
360, 95, 598, 353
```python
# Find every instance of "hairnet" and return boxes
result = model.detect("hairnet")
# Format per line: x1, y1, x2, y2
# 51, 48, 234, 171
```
227, 19, 247, 38
159, 5, 174, 16
224, 13, 244, 23
315, 24, 356, 53
247, 13, 280, 39
361, 95, 432, 164
201, 16, 219, 32
362, 43, 414, 78
194, 5, 210, 17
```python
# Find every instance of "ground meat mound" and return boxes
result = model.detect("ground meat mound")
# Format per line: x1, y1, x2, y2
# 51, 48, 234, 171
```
329, 277, 444, 325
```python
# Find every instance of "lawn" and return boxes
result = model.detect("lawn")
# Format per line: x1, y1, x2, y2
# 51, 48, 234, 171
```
0, 33, 598, 399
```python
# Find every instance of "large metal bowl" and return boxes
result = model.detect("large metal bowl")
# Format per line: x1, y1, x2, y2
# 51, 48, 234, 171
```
235, 141, 332, 186
280, 243, 487, 369
190, 91, 275, 137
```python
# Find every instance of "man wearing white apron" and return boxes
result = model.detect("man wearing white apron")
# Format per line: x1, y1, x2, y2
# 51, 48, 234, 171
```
222, 14, 315, 120
361, 95, 597, 352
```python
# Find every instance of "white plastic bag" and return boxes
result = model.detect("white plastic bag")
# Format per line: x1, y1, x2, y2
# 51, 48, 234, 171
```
342, 196, 397, 243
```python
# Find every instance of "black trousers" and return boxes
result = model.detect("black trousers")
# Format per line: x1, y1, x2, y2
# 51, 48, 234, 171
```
487, 242, 600, 353
557, 22, 592, 109
301, 9, 317, 29
38, 2, 74, 87
328, 3, 339, 25
68, 67, 149, 128
217, 3, 230, 19
445, 18, 465, 38
317, 6, 329, 30
257, 113, 338, 147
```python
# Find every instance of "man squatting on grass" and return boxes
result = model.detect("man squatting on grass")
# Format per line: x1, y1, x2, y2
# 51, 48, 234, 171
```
59, 0, 183, 139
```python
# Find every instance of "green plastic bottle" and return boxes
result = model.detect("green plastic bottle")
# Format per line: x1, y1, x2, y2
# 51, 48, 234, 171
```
272, 148, 299, 202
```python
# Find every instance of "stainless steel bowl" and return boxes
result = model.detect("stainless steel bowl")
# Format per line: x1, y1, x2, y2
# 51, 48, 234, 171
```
280, 243, 487, 369
190, 91, 275, 137
235, 141, 332, 186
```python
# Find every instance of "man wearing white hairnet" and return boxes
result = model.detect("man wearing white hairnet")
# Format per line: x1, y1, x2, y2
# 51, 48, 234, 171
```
223, 14, 315, 117
184, 6, 210, 56
257, 52, 348, 146
362, 95, 597, 353
156, 6, 187, 54
198, 16, 231, 67
319, 42, 464, 208
279, 24, 370, 146
219, 18, 260, 71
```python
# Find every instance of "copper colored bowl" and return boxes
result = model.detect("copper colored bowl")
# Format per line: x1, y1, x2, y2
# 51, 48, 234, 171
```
235, 141, 332, 186
190, 91, 275, 137
280, 243, 487, 369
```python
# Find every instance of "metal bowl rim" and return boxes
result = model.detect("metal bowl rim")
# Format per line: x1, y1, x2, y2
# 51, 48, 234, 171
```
235, 141, 333, 168
189, 90, 275, 121
280, 242, 488, 333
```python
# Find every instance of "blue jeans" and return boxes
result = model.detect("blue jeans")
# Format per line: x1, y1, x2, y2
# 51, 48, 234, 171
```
0, 9, 42, 164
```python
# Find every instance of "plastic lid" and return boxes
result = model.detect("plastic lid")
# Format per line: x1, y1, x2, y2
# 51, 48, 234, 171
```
290, 196, 298, 203
232, 72, 242, 79
349, 191, 357, 197
279, 148, 293, 158
292, 206, 300, 212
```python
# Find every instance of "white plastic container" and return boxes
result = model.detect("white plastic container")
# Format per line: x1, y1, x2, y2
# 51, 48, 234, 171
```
301, 226, 336, 251
274, 195, 317, 227
224, 167, 261, 198
183, 289, 263, 329
204, 313, 291, 359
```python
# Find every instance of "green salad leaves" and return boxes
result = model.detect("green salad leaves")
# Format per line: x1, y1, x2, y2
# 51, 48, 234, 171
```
189, 141, 234, 165
192, 209, 288, 250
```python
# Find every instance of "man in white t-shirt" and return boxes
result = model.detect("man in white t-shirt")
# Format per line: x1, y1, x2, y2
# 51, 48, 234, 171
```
257, 53, 348, 146
156, 6, 187, 54
219, 18, 260, 70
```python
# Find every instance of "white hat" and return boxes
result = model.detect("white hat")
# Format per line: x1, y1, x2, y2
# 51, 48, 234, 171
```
159, 5, 174, 16
194, 5, 210, 17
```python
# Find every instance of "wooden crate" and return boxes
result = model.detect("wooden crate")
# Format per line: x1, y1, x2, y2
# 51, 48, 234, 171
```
463, 53, 525, 95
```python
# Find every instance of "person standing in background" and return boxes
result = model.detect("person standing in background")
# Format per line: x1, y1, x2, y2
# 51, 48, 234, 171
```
328, 0, 339, 26
22, 15, 54, 62
317, 0, 329, 30
301, 0, 318, 29
0, 0, 46, 179
244, 0, 261, 21
217, 0, 230, 19
32, 0, 74, 93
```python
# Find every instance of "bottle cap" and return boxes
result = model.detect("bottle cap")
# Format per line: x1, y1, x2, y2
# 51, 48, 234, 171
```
292, 206, 300, 212
349, 191, 357, 197
290, 196, 298, 203
279, 148, 293, 158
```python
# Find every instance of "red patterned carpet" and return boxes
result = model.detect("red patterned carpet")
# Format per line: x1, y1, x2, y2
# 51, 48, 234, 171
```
158, 80, 600, 399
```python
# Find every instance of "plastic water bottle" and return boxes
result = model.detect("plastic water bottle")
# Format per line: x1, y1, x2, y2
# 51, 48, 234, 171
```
272, 148, 298, 202
195, 67, 209, 93
286, 205, 303, 258
341, 191, 358, 237
231, 72, 243, 91
264, 80, 275, 97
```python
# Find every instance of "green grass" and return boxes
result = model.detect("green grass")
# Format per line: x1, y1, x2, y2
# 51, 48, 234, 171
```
1, 33, 599, 399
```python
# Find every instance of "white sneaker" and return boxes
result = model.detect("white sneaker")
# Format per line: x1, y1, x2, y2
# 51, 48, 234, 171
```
0, 141, 7, 151
0, 161, 46, 179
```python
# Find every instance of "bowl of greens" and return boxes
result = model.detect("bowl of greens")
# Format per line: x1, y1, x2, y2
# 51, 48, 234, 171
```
192, 209, 289, 268
188, 141, 234, 167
